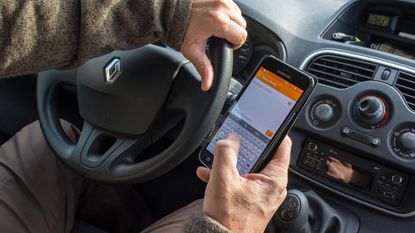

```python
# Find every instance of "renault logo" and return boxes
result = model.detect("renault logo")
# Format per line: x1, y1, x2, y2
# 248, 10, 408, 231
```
104, 58, 122, 84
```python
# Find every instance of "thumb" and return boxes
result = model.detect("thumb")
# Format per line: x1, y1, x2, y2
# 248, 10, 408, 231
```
210, 133, 241, 180
260, 136, 292, 178
182, 41, 214, 91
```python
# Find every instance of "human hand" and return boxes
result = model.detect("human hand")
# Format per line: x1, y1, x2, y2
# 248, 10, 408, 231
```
181, 0, 247, 91
326, 157, 354, 184
196, 134, 292, 233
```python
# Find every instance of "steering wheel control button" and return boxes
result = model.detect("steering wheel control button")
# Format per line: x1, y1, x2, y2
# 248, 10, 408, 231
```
392, 128, 415, 159
310, 98, 341, 128
352, 95, 390, 129
341, 127, 381, 147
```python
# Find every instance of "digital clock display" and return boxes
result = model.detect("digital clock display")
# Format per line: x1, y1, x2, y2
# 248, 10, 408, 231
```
367, 13, 391, 28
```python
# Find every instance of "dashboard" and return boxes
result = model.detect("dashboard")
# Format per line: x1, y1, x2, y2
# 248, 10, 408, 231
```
222, 17, 286, 82
232, 0, 415, 232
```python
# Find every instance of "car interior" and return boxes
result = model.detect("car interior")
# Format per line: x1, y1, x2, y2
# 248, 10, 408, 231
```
2, 0, 415, 232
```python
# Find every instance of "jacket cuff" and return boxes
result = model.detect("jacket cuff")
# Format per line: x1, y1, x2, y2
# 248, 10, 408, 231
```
163, 0, 192, 50
183, 214, 231, 233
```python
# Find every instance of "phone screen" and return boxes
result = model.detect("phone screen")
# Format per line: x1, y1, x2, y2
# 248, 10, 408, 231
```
206, 66, 305, 174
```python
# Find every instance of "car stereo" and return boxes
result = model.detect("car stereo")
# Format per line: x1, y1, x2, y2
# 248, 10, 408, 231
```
297, 139, 409, 206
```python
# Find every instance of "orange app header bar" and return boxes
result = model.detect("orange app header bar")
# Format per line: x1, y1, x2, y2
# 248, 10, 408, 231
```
256, 67, 304, 101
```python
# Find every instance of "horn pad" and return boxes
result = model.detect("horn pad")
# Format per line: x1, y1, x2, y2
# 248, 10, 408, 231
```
76, 45, 187, 135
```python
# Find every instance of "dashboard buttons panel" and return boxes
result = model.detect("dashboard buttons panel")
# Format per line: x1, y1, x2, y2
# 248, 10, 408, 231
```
310, 98, 341, 128
392, 128, 415, 159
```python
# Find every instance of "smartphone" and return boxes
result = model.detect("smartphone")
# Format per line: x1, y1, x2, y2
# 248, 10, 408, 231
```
199, 55, 316, 174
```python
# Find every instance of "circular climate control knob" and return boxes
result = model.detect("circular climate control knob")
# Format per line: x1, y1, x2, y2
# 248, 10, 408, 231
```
310, 98, 340, 128
397, 132, 415, 152
393, 128, 415, 159
313, 103, 334, 123
353, 95, 390, 129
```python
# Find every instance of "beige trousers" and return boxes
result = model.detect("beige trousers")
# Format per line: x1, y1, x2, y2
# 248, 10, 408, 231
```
0, 121, 203, 233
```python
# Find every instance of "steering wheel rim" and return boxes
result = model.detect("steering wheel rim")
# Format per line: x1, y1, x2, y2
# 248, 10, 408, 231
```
37, 38, 233, 183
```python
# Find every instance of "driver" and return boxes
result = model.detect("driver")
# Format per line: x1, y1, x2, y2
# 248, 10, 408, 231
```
0, 0, 291, 232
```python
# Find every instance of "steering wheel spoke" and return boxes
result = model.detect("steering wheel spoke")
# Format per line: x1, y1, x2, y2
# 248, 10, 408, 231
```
69, 121, 152, 179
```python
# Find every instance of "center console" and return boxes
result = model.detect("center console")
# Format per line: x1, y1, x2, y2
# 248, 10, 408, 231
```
289, 49, 415, 216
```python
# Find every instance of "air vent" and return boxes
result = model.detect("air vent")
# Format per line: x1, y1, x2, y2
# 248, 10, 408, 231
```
306, 55, 378, 88
395, 72, 415, 111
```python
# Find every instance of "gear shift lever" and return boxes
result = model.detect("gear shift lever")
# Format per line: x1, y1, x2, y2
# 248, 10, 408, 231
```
274, 189, 311, 233
270, 189, 359, 233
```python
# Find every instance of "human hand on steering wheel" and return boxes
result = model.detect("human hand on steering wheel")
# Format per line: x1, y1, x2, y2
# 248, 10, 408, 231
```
37, 0, 245, 184
182, 0, 248, 91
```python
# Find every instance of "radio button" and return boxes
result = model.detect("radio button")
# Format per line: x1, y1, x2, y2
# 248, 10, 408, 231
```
307, 142, 318, 152
391, 175, 403, 185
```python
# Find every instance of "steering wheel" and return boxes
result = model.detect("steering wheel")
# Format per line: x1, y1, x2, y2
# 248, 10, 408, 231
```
37, 38, 233, 183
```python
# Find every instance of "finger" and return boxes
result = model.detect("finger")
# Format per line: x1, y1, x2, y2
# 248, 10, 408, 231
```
328, 163, 341, 175
184, 42, 214, 91
196, 166, 211, 183
326, 157, 331, 167
331, 158, 344, 167
214, 17, 247, 49
230, 12, 247, 30
326, 170, 340, 179
210, 133, 241, 179
331, 162, 341, 170
260, 136, 292, 178
225, 1, 246, 28
229, 0, 242, 15
329, 157, 341, 164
